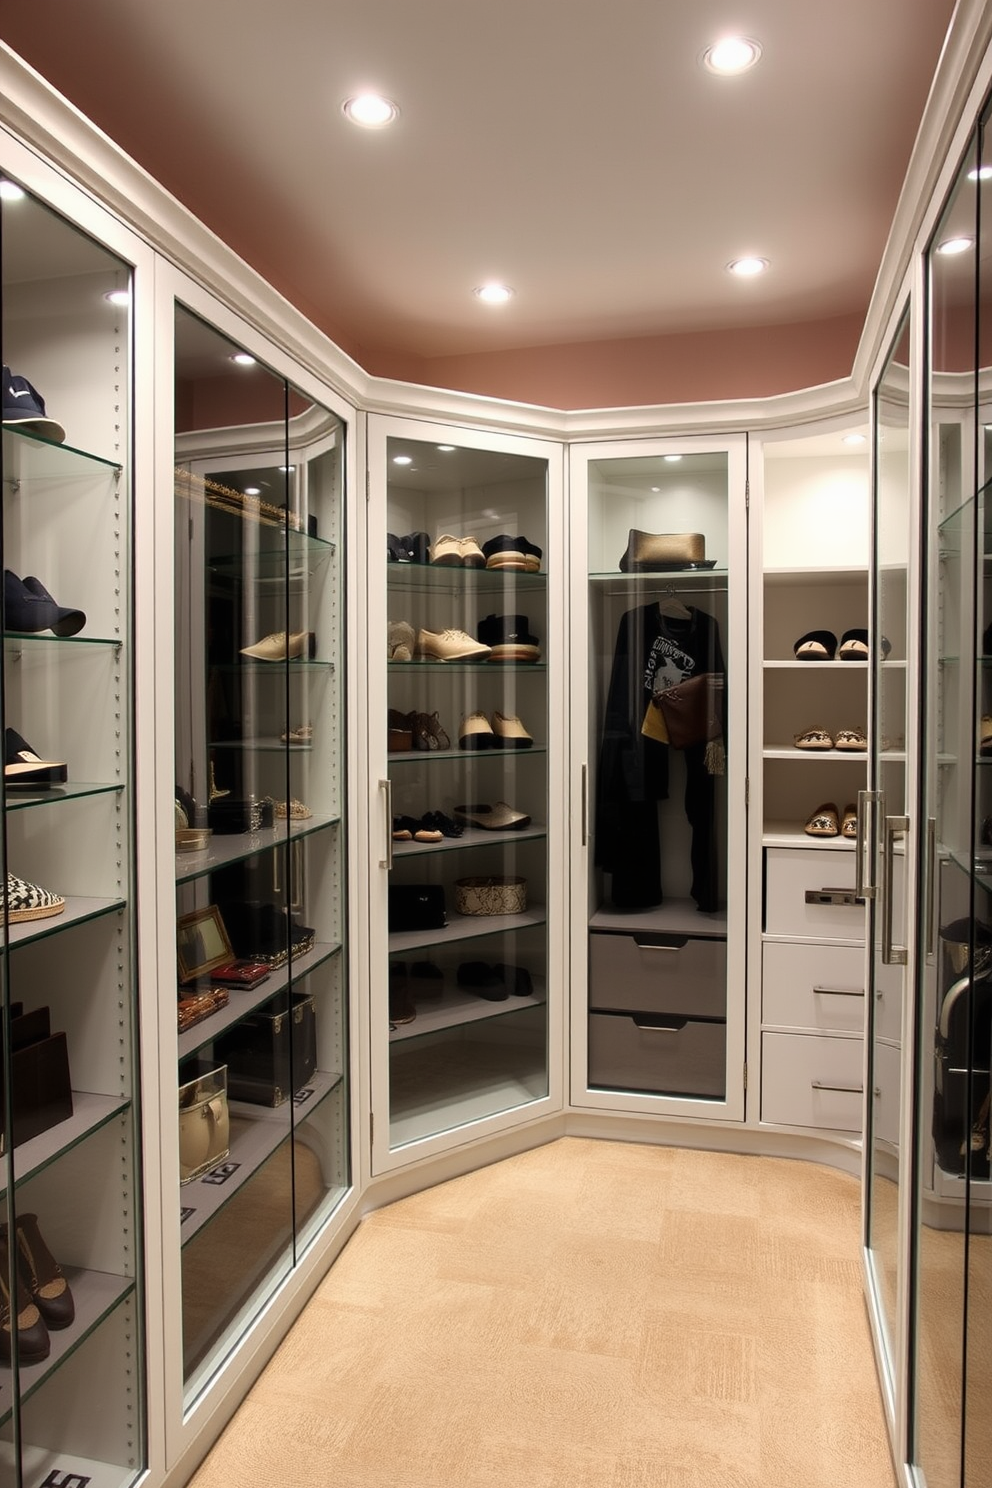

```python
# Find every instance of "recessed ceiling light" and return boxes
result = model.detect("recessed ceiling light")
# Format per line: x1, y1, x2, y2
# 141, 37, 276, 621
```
343, 93, 398, 128
436, 445, 455, 452
727, 256, 769, 277
843, 434, 867, 446
663, 454, 683, 463
936, 235, 975, 255
243, 486, 262, 496
393, 454, 413, 466
703, 37, 762, 75
230, 352, 255, 365
474, 283, 514, 304
969, 165, 992, 181
104, 289, 130, 306
0, 180, 25, 201
279, 465, 295, 472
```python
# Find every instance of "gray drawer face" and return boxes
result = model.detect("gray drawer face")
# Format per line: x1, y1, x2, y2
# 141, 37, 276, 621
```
589, 931, 727, 1018
588, 1011, 726, 1098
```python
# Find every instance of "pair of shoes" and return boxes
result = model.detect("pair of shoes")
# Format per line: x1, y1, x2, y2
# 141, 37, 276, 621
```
0, 1212, 75, 1365
793, 725, 867, 751
793, 628, 891, 662
477, 613, 541, 663
392, 812, 463, 842
454, 801, 531, 831
240, 630, 316, 661
387, 709, 451, 751
456, 961, 532, 1000
481, 534, 543, 572
280, 721, 313, 745
5, 727, 67, 788
5, 871, 65, 923
430, 535, 486, 568
387, 532, 430, 564
4, 570, 85, 637
388, 620, 416, 661
459, 712, 533, 749
803, 802, 857, 838
417, 628, 491, 661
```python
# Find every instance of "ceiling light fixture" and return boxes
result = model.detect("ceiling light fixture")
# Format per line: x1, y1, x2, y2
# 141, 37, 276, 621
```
243, 486, 262, 496
392, 454, 413, 465
0, 180, 25, 201
969, 165, 992, 181
436, 445, 455, 452
703, 37, 762, 75
104, 289, 130, 306
936, 235, 975, 255
727, 256, 769, 277
230, 352, 256, 365
843, 434, 867, 446
663, 454, 683, 463
343, 93, 398, 128
474, 283, 514, 304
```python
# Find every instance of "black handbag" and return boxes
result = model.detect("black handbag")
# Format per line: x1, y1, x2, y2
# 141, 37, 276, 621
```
208, 797, 274, 834
388, 884, 447, 932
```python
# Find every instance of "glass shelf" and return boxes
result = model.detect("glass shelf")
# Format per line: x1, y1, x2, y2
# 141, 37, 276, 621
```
3, 781, 124, 812
208, 530, 336, 582
389, 660, 546, 673
388, 564, 547, 593
217, 658, 335, 674
174, 812, 339, 885
1, 896, 125, 950
1, 424, 122, 477
388, 906, 547, 957
3, 632, 122, 653
392, 824, 547, 857
388, 745, 547, 763
589, 568, 728, 592
389, 980, 547, 1043
0, 1093, 131, 1199
177, 941, 342, 1060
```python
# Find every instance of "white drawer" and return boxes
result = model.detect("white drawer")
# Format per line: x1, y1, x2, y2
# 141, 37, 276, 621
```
762, 941, 866, 1033
764, 847, 865, 942
761, 1030, 863, 1133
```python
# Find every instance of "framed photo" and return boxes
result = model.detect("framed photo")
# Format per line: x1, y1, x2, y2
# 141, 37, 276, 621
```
177, 905, 234, 984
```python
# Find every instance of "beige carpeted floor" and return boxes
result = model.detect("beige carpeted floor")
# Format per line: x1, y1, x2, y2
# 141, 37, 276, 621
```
187, 1137, 896, 1488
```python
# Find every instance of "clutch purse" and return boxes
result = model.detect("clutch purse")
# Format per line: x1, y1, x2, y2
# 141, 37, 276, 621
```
388, 884, 447, 932
655, 673, 724, 749
619, 529, 707, 572
454, 876, 527, 916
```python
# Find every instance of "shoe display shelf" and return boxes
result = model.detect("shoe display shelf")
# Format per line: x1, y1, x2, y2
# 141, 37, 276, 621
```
380, 431, 551, 1155
171, 307, 349, 1399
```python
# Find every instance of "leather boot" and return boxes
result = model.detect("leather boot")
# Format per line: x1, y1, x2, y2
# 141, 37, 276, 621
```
0, 1227, 51, 1362
15, 1212, 75, 1329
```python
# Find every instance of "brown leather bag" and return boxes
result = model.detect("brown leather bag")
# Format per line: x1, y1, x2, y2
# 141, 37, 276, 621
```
655, 672, 724, 749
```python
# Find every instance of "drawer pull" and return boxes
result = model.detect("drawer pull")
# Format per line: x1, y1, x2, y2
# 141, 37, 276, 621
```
633, 1016, 688, 1033
633, 935, 689, 951
811, 986, 865, 998
811, 1080, 863, 1095
805, 888, 863, 907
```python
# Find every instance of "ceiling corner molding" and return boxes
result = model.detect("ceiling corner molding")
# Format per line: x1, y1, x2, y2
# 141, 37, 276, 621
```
0, 41, 371, 410
854, 0, 992, 392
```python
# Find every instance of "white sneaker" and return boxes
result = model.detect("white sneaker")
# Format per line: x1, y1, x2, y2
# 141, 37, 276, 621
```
417, 628, 492, 662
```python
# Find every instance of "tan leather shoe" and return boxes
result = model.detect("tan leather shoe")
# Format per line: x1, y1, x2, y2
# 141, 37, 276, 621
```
417, 628, 491, 661
459, 536, 486, 568
491, 711, 533, 748
430, 534, 464, 566
459, 712, 495, 749
240, 630, 315, 661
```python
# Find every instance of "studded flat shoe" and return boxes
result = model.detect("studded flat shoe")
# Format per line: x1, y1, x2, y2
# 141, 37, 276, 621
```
841, 804, 858, 839
835, 727, 867, 752
804, 802, 839, 838
793, 727, 833, 751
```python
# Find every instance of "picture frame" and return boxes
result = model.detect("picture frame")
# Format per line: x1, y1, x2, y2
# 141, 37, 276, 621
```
176, 904, 234, 984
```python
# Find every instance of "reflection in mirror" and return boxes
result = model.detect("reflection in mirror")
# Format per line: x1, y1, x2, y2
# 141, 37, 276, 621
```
867, 304, 910, 1395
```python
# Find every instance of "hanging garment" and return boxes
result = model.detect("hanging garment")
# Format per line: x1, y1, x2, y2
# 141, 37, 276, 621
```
596, 603, 725, 912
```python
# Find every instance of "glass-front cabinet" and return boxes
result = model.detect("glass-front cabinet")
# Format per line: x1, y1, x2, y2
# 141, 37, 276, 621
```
368, 418, 565, 1170
569, 438, 747, 1120
170, 305, 350, 1401
0, 157, 148, 1484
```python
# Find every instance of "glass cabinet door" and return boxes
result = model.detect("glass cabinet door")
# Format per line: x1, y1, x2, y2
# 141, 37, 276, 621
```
572, 439, 746, 1119
172, 306, 349, 1400
1, 170, 144, 1484
370, 421, 561, 1165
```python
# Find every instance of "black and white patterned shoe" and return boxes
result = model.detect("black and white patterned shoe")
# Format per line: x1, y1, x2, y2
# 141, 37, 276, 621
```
5, 872, 65, 924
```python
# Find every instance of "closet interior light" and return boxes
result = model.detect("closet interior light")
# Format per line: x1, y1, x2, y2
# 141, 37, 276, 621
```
728, 257, 769, 277
0, 179, 25, 201
230, 352, 255, 365
343, 94, 398, 128
474, 283, 514, 304
843, 434, 867, 446
703, 37, 762, 75
436, 445, 455, 452
968, 165, 992, 181
243, 486, 262, 496
104, 289, 130, 306
393, 454, 412, 465
936, 236, 974, 254
664, 454, 683, 463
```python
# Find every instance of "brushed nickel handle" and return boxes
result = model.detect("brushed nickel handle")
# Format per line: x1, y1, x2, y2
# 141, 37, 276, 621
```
881, 814, 909, 966
811, 986, 865, 997
856, 789, 878, 901
811, 1081, 864, 1094
379, 778, 393, 870
926, 816, 937, 956
581, 763, 588, 847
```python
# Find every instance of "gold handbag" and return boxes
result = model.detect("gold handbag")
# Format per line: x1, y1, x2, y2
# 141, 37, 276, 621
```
454, 876, 527, 916
619, 529, 706, 572
178, 1067, 230, 1183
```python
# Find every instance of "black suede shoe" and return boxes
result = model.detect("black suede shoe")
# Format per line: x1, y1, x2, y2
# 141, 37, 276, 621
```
421, 811, 463, 838
476, 613, 540, 663
456, 961, 508, 1000
493, 963, 533, 997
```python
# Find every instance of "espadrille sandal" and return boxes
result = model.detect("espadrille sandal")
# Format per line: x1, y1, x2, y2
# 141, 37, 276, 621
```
794, 727, 833, 751
804, 803, 839, 838
5, 872, 65, 923
841, 805, 858, 839
835, 727, 867, 751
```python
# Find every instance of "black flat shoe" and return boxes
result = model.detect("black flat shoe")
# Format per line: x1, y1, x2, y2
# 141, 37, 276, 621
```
493, 963, 533, 997
456, 961, 508, 1000
421, 810, 463, 838
4, 727, 67, 788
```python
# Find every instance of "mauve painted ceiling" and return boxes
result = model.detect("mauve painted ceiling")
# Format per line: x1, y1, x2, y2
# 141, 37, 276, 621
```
0, 0, 958, 372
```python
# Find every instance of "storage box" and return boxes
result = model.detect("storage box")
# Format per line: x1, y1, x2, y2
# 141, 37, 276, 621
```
215, 991, 316, 1107
0, 1007, 73, 1153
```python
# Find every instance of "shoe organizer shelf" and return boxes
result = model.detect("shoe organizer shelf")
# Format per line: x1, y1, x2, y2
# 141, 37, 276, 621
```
171, 307, 349, 1401
381, 433, 551, 1154
1, 179, 143, 1487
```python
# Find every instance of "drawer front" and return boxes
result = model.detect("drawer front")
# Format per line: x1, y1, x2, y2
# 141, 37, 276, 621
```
762, 941, 866, 1033
589, 931, 727, 1018
589, 1011, 726, 1098
764, 847, 865, 942
761, 1030, 863, 1133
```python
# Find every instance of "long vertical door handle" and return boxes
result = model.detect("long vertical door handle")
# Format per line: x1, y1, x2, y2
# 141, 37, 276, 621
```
581, 764, 588, 847
379, 778, 393, 870
856, 789, 879, 900
881, 814, 909, 966
926, 816, 937, 956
